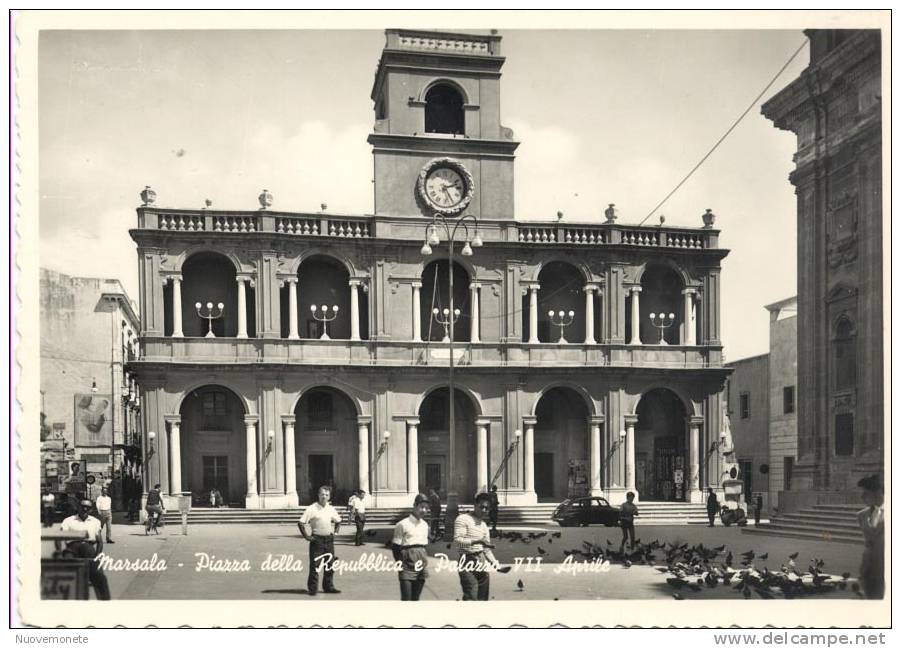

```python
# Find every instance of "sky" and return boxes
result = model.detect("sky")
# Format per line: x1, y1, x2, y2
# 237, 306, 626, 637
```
39, 28, 808, 361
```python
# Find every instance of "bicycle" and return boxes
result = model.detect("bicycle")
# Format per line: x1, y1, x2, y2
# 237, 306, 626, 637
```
145, 508, 165, 535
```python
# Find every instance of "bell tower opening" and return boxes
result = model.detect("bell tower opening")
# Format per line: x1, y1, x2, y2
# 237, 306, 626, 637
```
425, 84, 464, 135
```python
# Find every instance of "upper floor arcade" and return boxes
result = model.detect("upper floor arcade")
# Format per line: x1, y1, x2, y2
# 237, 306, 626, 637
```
131, 200, 728, 371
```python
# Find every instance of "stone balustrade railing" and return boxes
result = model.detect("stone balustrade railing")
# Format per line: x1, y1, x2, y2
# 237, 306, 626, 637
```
138, 209, 718, 249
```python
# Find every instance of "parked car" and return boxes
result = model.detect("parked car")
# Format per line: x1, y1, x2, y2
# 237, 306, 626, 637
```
552, 496, 620, 527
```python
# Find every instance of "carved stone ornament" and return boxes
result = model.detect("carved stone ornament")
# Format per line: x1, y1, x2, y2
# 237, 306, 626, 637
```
826, 192, 859, 269
832, 391, 857, 411
417, 157, 475, 217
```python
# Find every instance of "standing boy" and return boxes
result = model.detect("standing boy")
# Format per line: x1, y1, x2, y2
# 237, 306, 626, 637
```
298, 485, 342, 596
619, 491, 639, 553
347, 489, 367, 546
391, 493, 432, 601
454, 492, 501, 601
95, 486, 114, 543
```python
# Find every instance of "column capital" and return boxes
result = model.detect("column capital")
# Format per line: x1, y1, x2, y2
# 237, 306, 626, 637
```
689, 415, 705, 427
474, 417, 492, 427
349, 278, 364, 288
281, 414, 297, 426
681, 287, 698, 296
164, 414, 181, 424
356, 415, 372, 426
243, 414, 259, 425
628, 285, 642, 294
236, 274, 253, 284
404, 417, 420, 427
469, 282, 482, 290
583, 283, 602, 293
623, 413, 638, 426
411, 280, 423, 289
589, 415, 606, 425
522, 416, 537, 427
521, 281, 540, 291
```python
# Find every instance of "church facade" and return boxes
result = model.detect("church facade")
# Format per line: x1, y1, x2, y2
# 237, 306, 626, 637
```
762, 29, 883, 502
130, 29, 730, 509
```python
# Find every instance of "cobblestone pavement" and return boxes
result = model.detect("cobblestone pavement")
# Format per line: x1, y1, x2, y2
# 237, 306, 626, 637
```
94, 522, 863, 601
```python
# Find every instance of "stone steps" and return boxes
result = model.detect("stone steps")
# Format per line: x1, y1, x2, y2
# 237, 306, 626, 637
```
163, 502, 709, 526
741, 503, 864, 545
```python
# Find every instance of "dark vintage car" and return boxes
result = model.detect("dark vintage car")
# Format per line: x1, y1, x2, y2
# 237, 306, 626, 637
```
552, 496, 621, 527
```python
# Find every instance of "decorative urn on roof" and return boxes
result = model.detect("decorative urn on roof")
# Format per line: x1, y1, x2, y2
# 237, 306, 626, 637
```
702, 208, 716, 228
140, 186, 156, 206
258, 189, 273, 210
604, 203, 618, 224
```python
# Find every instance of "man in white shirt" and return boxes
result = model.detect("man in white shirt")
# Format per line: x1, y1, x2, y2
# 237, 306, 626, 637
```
298, 485, 342, 596
391, 494, 432, 601
95, 486, 113, 543
454, 492, 501, 601
60, 499, 110, 600
348, 489, 367, 546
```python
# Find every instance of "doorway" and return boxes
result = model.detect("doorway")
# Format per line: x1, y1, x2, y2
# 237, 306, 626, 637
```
535, 452, 554, 500
308, 454, 334, 501
202, 456, 229, 505
422, 457, 446, 496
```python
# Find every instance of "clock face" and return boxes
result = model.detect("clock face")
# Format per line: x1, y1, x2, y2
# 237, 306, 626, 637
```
425, 167, 466, 208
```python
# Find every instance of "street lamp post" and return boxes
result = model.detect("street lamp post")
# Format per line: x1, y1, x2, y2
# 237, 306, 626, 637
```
420, 212, 482, 533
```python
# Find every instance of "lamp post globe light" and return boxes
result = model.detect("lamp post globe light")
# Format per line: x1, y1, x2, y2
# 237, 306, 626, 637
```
420, 211, 481, 534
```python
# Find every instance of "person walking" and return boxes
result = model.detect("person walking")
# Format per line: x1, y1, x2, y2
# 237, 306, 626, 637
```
298, 485, 342, 596
856, 475, 884, 599
95, 486, 114, 543
391, 493, 432, 601
428, 488, 442, 539
60, 499, 111, 600
453, 492, 501, 601
706, 487, 719, 527
619, 491, 639, 553
348, 489, 367, 546
753, 493, 763, 527
487, 485, 500, 534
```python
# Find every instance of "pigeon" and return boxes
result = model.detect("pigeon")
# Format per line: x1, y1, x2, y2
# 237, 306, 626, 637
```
552, 532, 562, 538
365, 529, 377, 537
789, 552, 799, 560
758, 553, 768, 560
537, 546, 547, 555
516, 579, 524, 591
548, 538, 553, 544
497, 565, 512, 574
673, 592, 684, 600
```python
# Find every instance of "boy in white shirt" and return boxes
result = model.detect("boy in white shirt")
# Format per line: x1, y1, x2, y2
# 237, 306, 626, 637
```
298, 485, 342, 596
391, 493, 432, 601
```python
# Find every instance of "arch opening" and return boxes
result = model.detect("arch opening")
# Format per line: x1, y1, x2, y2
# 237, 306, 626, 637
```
534, 387, 590, 501
632, 264, 685, 345
525, 262, 585, 343
178, 385, 248, 506
634, 388, 689, 501
425, 83, 464, 135
287, 255, 363, 340
417, 387, 478, 502
293, 387, 360, 505
420, 260, 471, 342
174, 252, 254, 338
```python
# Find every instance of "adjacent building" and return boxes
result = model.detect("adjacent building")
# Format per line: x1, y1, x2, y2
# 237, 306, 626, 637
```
725, 297, 798, 513
40, 268, 142, 505
129, 29, 731, 510
762, 29, 884, 501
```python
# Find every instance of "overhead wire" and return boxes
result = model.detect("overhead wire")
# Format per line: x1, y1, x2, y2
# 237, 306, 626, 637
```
637, 38, 809, 226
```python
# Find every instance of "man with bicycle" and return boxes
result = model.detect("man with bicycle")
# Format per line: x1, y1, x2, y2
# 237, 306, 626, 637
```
145, 483, 165, 532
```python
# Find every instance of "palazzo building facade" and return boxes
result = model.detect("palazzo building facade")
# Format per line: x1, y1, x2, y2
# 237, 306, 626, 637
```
762, 29, 883, 499
130, 29, 730, 509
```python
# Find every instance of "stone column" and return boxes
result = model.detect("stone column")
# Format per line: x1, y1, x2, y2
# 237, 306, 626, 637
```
171, 277, 184, 338
629, 287, 642, 345
349, 279, 361, 341
523, 416, 536, 495
528, 284, 540, 344
583, 285, 596, 344
411, 281, 422, 342
688, 416, 703, 503
357, 417, 371, 495
236, 277, 248, 339
244, 415, 259, 507
406, 418, 419, 495
476, 418, 490, 490
682, 288, 696, 345
282, 415, 297, 504
166, 416, 182, 494
624, 415, 637, 493
470, 283, 481, 343
287, 278, 299, 340
589, 416, 603, 495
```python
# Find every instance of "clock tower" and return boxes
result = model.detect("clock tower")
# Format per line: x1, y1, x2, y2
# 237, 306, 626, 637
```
368, 29, 519, 219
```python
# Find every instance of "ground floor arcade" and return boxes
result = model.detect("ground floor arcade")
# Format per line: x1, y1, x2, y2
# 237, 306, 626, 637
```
135, 368, 729, 509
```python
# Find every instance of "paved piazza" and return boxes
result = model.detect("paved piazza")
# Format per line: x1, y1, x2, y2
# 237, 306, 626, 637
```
94, 521, 861, 601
